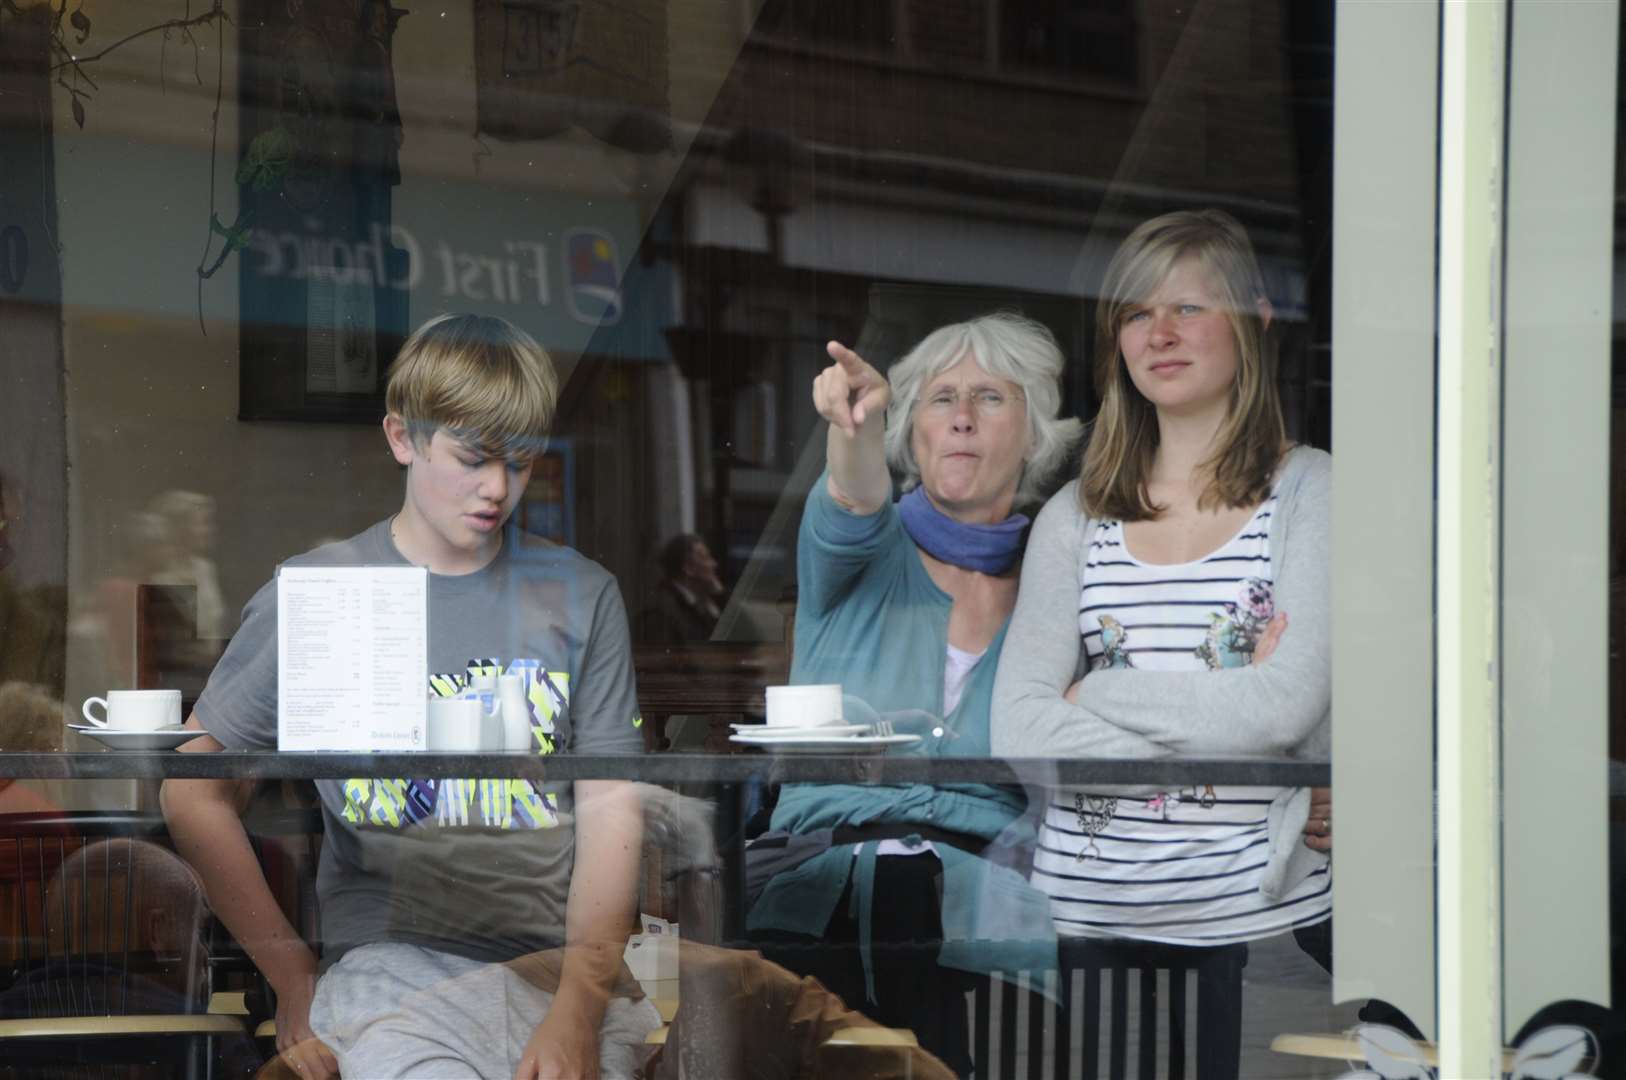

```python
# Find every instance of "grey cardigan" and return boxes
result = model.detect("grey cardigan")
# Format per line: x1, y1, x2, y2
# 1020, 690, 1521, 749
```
991, 446, 1331, 900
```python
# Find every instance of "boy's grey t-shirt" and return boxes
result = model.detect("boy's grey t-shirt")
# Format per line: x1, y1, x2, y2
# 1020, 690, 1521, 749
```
195, 519, 644, 968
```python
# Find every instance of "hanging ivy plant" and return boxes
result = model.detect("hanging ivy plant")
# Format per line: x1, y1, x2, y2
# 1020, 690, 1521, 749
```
6, 0, 236, 332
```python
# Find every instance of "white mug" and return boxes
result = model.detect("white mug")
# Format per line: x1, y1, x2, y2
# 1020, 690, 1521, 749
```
427, 696, 486, 752
80, 689, 182, 731
765, 684, 844, 729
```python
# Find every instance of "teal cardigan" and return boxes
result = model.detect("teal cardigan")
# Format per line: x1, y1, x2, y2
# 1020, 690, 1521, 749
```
748, 477, 1058, 995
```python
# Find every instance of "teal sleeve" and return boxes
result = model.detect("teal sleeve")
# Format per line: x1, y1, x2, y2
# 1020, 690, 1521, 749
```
795, 470, 904, 620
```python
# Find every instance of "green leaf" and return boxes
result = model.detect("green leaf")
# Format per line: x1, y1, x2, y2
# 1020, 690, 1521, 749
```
236, 127, 295, 191
70, 96, 84, 129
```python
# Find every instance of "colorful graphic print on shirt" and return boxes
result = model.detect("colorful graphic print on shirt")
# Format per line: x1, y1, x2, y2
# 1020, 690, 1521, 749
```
1094, 614, 1135, 669
340, 657, 570, 832
1192, 577, 1275, 670
1085, 570, 1275, 673
1079, 509, 1276, 674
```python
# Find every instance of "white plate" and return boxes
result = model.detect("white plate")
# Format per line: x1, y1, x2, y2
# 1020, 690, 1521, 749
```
69, 724, 195, 751
728, 732, 920, 754
729, 723, 868, 738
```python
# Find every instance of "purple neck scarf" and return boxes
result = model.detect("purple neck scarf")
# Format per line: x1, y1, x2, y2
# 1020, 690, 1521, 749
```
897, 485, 1029, 575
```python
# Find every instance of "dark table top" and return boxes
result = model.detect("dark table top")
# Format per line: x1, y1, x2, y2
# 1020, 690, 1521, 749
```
0, 751, 1331, 786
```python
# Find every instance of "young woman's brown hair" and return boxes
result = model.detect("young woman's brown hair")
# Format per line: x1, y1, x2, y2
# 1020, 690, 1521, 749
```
1080, 209, 1286, 520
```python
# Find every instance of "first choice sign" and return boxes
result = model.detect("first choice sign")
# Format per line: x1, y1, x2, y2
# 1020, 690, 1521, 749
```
243, 221, 609, 321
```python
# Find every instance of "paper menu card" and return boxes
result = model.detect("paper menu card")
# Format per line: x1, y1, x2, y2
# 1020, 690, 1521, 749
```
277, 566, 428, 751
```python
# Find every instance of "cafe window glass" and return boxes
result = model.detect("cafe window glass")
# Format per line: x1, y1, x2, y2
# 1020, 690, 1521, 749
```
0, 0, 1530, 1074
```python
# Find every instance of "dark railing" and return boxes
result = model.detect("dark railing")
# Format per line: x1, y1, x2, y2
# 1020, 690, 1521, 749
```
0, 752, 1331, 786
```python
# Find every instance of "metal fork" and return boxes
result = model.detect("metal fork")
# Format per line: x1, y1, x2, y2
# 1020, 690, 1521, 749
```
871, 719, 894, 737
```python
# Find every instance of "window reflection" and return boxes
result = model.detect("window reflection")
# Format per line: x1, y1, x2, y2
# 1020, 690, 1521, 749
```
1002, 0, 1139, 85
755, 0, 896, 53
0, 0, 1384, 1075
0, 472, 66, 704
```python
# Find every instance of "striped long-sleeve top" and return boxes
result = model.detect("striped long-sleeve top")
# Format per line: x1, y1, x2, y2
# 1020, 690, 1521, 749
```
1030, 494, 1331, 944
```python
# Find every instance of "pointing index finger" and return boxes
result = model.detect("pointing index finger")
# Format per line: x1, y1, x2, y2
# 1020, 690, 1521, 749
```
827, 340, 869, 375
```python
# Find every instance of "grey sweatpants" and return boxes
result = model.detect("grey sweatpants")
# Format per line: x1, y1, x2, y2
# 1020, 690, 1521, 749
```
309, 942, 661, 1079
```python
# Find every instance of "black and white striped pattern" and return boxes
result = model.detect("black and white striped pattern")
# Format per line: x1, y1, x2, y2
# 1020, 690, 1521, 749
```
1034, 495, 1332, 944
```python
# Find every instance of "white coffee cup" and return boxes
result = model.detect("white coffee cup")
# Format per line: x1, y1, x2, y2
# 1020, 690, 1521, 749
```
80, 689, 182, 731
427, 696, 486, 752
765, 684, 843, 729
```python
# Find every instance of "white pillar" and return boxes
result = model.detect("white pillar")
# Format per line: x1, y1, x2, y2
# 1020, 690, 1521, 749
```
1435, 2, 1506, 1075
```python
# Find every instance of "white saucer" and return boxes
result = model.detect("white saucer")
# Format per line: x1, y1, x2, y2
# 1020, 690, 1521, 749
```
729, 723, 867, 738
69, 724, 194, 751
728, 732, 920, 754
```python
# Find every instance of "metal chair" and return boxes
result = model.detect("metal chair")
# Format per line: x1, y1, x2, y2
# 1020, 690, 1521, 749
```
0, 811, 249, 1078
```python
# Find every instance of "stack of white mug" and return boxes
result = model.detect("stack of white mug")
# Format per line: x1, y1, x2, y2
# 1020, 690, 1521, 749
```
425, 673, 533, 752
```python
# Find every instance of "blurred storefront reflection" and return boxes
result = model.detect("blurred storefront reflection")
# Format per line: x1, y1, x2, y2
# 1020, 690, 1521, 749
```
12, 0, 1622, 1074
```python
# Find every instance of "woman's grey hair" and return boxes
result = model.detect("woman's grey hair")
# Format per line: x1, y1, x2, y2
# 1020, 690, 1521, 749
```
883, 312, 1083, 508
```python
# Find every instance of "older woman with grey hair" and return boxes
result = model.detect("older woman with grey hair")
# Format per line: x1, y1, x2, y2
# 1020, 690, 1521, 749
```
747, 312, 1081, 1076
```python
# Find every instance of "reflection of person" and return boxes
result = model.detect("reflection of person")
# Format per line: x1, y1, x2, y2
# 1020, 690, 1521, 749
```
44, 840, 208, 1004
0, 468, 13, 573
0, 680, 61, 753
748, 314, 1082, 1075
0, 683, 71, 984
643, 941, 957, 1080
0, 477, 70, 876
0, 840, 262, 1077
162, 314, 657, 1080
0, 680, 67, 851
83, 495, 222, 695
147, 490, 227, 643
637, 533, 725, 644
992, 211, 1331, 1067
0, 470, 66, 695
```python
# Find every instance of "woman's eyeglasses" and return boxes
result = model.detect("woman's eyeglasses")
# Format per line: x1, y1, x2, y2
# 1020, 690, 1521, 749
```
919, 387, 1020, 416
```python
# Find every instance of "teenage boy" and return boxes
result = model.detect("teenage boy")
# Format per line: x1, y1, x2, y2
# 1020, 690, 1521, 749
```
161, 314, 656, 1080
